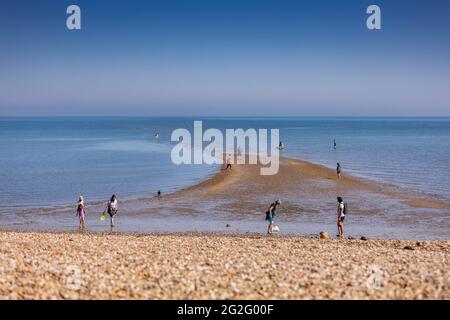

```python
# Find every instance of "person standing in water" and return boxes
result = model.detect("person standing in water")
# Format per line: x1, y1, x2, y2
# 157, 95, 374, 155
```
333, 139, 337, 150
336, 197, 345, 239
76, 196, 86, 231
336, 162, 342, 179
105, 194, 118, 228
266, 200, 281, 234
157, 190, 161, 199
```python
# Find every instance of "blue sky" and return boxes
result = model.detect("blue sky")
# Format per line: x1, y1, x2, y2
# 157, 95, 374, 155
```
0, 0, 449, 116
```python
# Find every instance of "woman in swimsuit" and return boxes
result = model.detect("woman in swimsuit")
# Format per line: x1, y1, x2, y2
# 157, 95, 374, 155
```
76, 196, 86, 231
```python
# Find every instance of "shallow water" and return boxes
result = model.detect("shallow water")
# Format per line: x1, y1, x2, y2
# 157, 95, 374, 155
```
0, 117, 216, 212
1, 117, 449, 239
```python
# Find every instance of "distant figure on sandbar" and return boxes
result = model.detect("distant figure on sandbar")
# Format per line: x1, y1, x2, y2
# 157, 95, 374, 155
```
336, 197, 346, 239
278, 141, 284, 150
225, 154, 232, 170
105, 194, 118, 229
336, 162, 342, 179
76, 196, 86, 231
266, 200, 281, 235
157, 190, 161, 199
333, 139, 337, 150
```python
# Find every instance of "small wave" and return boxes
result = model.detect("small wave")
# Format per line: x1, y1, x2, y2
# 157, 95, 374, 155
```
83, 140, 171, 153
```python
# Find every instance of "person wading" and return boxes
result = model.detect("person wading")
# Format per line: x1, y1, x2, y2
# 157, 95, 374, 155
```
105, 194, 118, 229
76, 196, 87, 231
336, 197, 346, 239
266, 200, 281, 234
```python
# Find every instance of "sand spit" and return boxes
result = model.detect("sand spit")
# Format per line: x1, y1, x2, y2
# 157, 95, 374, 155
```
0, 231, 448, 299
153, 156, 450, 223
10, 156, 450, 240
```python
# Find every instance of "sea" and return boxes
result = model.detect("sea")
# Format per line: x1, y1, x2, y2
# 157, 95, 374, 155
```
1, 117, 449, 238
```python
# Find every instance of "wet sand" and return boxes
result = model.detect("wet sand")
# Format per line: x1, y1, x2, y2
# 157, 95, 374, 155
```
148, 156, 450, 238
0, 231, 448, 299
5, 156, 450, 239
169, 156, 450, 208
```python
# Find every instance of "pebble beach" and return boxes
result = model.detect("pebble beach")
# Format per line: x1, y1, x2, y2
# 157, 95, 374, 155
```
0, 231, 448, 299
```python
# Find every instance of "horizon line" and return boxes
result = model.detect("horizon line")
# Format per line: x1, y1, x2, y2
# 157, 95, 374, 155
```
1, 115, 450, 119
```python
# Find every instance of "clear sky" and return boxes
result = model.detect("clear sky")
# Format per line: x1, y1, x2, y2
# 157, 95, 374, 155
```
1, 0, 449, 116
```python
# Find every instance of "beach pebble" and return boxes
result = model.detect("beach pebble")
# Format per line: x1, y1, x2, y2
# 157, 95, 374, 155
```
319, 232, 329, 239
0, 231, 448, 300
404, 246, 415, 251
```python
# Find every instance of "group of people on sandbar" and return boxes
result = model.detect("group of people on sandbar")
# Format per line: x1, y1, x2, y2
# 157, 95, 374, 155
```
76, 138, 347, 235
76, 194, 118, 231
265, 197, 347, 239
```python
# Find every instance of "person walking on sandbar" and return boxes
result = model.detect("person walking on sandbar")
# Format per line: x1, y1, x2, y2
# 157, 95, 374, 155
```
336, 162, 342, 179
225, 154, 232, 170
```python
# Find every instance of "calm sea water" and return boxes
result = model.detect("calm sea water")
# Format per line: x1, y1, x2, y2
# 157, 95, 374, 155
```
1, 117, 449, 237
0, 117, 217, 214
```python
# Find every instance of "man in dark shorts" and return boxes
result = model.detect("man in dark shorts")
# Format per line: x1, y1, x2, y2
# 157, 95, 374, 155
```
266, 200, 281, 234
336, 197, 345, 239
